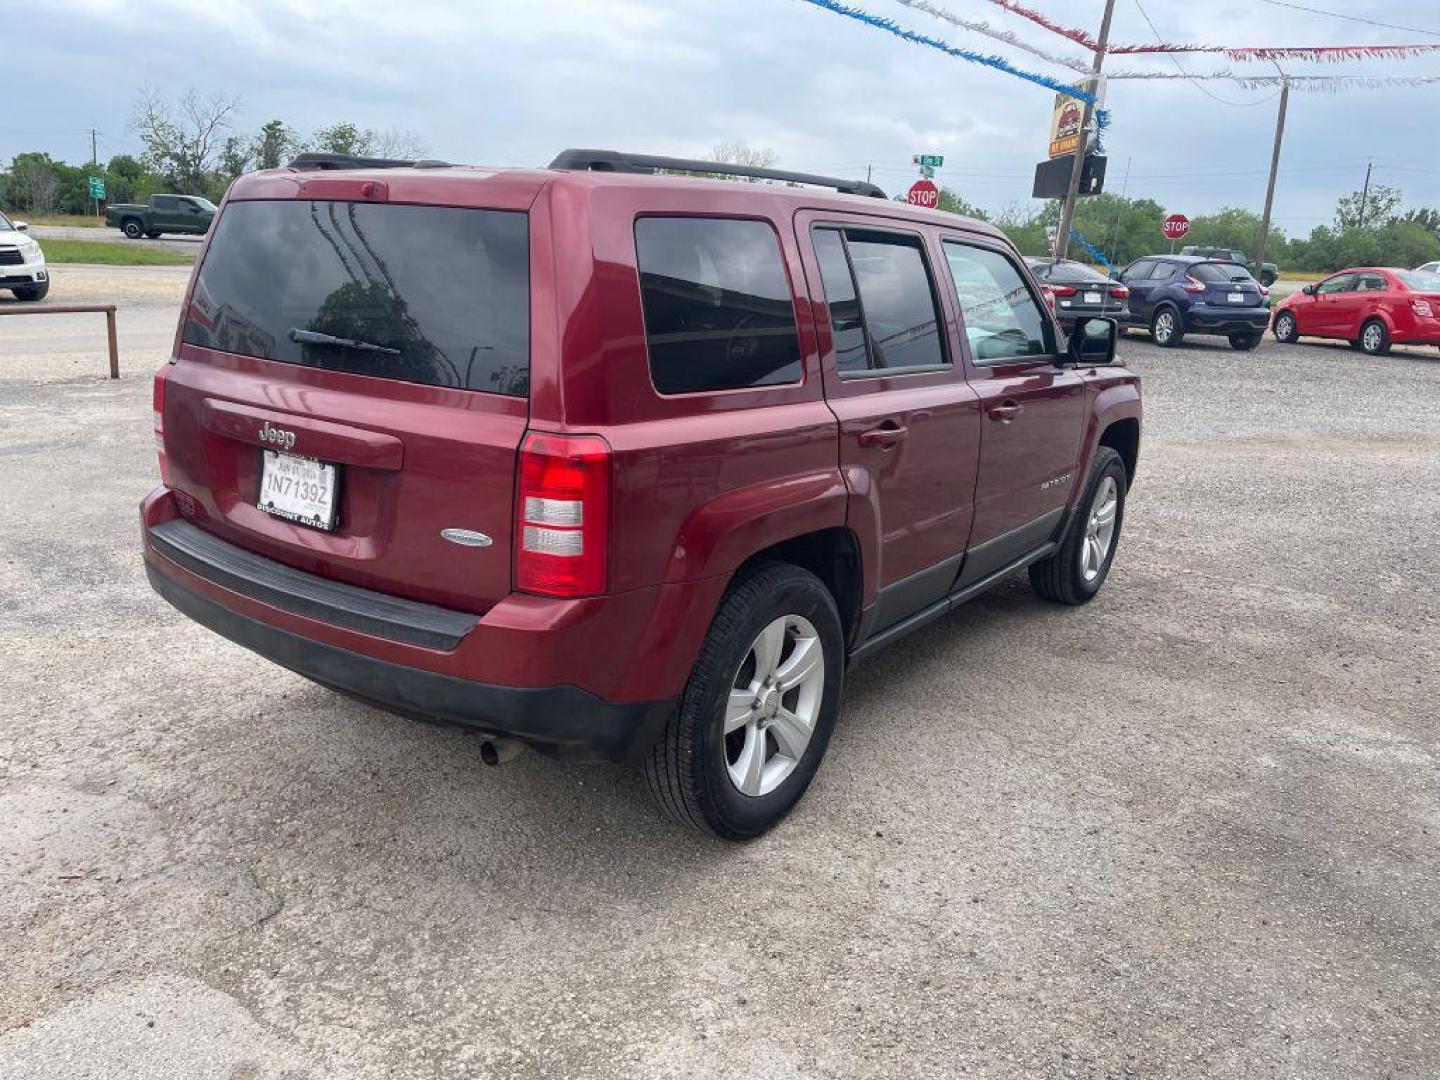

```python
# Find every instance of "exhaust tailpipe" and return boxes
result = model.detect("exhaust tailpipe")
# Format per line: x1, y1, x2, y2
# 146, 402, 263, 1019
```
479, 737, 525, 766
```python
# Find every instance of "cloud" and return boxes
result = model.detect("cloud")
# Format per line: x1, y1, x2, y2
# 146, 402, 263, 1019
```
8, 0, 1438, 235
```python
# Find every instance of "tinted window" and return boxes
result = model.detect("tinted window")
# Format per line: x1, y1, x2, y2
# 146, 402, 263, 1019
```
153, 196, 178, 211
1356, 273, 1387, 292
844, 232, 947, 371
1122, 260, 1155, 282
812, 229, 869, 374
1147, 262, 1177, 279
944, 243, 1049, 361
1317, 273, 1356, 295
1190, 262, 1251, 283
183, 200, 530, 395
635, 217, 801, 394
1031, 259, 1111, 284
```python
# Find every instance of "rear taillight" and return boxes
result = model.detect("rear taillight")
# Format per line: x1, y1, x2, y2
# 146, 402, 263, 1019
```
1039, 284, 1056, 312
1111, 285, 1129, 299
1182, 276, 1206, 293
1412, 298, 1435, 318
1050, 285, 1077, 298
515, 432, 611, 597
152, 366, 171, 486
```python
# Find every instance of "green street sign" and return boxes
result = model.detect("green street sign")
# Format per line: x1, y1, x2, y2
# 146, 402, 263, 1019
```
914, 154, 944, 168
919, 164, 936, 179
88, 176, 106, 200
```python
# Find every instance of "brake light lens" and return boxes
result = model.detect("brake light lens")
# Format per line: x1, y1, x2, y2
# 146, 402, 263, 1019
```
152, 366, 171, 486
1038, 284, 1056, 312
1259, 285, 1270, 298
515, 432, 611, 597
1182, 276, 1206, 293
1111, 285, 1130, 299
1049, 285, 1077, 298
1412, 298, 1435, 318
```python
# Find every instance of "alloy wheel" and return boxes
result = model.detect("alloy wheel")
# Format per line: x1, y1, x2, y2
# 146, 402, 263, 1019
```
1080, 476, 1118, 583
1363, 323, 1384, 352
723, 614, 825, 797
1154, 311, 1174, 343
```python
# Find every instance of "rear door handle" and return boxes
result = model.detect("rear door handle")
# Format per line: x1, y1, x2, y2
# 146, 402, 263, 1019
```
857, 423, 908, 449
988, 401, 1023, 422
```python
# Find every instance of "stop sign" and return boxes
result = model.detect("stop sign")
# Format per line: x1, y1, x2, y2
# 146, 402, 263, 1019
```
907, 179, 940, 209
1162, 213, 1191, 241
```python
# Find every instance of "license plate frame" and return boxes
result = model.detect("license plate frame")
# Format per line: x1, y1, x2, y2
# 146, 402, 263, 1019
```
257, 449, 339, 531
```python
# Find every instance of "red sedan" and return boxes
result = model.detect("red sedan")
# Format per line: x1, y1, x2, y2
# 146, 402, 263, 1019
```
1272, 266, 1440, 355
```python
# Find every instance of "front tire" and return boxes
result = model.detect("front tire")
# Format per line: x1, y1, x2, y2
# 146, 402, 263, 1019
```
1358, 318, 1390, 356
1273, 311, 1299, 344
1029, 447, 1127, 606
11, 279, 49, 302
1229, 331, 1262, 351
1151, 306, 1184, 347
121, 218, 144, 239
643, 562, 844, 840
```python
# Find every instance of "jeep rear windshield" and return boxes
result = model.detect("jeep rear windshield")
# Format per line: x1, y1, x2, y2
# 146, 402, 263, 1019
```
183, 200, 529, 395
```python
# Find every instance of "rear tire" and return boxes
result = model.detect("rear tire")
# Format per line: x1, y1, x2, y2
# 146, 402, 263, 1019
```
1029, 447, 1127, 606
1228, 332, 1262, 351
11, 279, 49, 302
121, 218, 144, 239
1151, 306, 1184, 347
643, 562, 844, 840
1273, 311, 1298, 344
1358, 318, 1390, 356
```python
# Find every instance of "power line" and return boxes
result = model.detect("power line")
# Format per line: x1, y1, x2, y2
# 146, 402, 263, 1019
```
1132, 0, 1280, 107
1254, 0, 1440, 38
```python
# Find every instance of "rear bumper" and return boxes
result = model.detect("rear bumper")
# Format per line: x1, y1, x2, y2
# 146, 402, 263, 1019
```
141, 491, 683, 762
1184, 304, 1271, 334
1055, 304, 1128, 329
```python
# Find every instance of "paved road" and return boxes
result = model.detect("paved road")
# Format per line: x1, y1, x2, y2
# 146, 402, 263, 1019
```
1, 266, 1436, 1078
31, 224, 202, 256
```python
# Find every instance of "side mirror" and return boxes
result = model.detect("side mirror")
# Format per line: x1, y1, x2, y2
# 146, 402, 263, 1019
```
1067, 316, 1118, 366
14, 221, 28, 233
1301, 284, 1317, 296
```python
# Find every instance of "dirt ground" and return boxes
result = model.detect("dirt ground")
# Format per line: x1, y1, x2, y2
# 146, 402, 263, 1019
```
1, 266, 1436, 1079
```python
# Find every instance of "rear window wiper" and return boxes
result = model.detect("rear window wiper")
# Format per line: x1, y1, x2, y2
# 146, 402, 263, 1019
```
288, 328, 401, 355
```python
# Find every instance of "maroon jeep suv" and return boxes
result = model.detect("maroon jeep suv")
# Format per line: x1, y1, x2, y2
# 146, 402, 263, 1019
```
142, 149, 1141, 838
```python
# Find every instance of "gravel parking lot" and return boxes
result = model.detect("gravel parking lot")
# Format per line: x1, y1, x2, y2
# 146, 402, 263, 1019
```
2, 267, 1436, 1079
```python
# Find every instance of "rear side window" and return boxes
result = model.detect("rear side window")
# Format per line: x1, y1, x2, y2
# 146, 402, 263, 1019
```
154, 196, 178, 211
812, 227, 947, 374
634, 217, 801, 395
183, 201, 530, 395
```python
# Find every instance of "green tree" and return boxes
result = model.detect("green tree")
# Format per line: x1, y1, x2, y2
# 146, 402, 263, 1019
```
1335, 183, 1403, 231
251, 119, 301, 170
310, 122, 371, 157
130, 87, 241, 194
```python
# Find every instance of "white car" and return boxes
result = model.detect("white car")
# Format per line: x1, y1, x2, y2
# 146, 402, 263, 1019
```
1417, 261, 1440, 275
0, 210, 49, 301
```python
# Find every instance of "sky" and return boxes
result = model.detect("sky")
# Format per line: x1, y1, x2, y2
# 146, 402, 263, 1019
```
9, 0, 1440, 239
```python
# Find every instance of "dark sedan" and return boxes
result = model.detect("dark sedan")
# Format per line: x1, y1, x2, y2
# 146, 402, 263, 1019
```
1026, 258, 1130, 331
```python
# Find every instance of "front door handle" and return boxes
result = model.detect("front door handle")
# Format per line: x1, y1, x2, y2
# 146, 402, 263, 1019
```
857, 423, 908, 449
988, 401, 1023, 422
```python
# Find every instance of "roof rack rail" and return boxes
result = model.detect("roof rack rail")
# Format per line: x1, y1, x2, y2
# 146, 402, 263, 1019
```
547, 149, 887, 199
289, 152, 453, 171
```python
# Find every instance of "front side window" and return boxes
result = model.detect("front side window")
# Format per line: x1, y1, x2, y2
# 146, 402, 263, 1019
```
634, 217, 801, 394
943, 242, 1050, 362
1121, 260, 1155, 282
1148, 262, 1178, 279
183, 200, 531, 394
1317, 273, 1356, 295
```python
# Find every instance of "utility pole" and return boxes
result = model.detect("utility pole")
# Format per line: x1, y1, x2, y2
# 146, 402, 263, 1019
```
1357, 160, 1373, 228
1054, 0, 1116, 261
866, 163, 873, 185
1253, 79, 1289, 269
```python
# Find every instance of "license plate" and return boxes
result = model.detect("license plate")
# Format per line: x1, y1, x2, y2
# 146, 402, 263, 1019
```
1084, 291, 1102, 304
1228, 292, 1246, 304
258, 450, 338, 530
